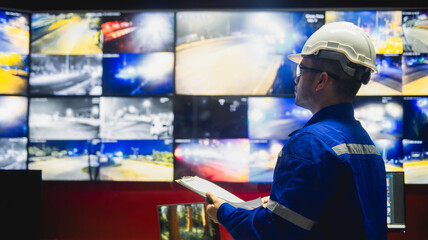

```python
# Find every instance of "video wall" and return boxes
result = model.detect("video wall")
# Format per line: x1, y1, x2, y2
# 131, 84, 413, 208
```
1, 8, 428, 184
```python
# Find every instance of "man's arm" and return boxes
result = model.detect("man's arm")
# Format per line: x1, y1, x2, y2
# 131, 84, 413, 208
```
206, 193, 270, 223
206, 192, 226, 224
203, 132, 343, 240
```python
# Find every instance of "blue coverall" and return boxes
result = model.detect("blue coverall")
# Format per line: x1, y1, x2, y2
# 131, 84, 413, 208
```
217, 103, 387, 240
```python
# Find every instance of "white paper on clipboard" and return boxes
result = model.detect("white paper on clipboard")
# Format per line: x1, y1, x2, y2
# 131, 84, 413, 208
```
176, 176, 263, 210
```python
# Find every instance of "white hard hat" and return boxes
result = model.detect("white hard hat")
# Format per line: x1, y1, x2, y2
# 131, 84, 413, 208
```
288, 21, 377, 84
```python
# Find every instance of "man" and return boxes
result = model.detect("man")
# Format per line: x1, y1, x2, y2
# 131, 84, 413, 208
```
206, 21, 387, 240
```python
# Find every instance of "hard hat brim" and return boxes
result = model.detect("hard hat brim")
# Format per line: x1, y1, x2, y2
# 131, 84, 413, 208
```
287, 54, 302, 64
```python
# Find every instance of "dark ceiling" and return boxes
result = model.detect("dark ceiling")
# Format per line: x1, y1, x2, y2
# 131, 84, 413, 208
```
0, 0, 427, 12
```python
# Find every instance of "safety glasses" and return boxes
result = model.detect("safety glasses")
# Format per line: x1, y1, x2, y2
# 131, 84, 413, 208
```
296, 65, 341, 80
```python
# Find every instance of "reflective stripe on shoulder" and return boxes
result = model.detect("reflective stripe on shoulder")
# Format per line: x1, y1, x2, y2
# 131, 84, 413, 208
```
332, 143, 380, 156
266, 199, 316, 231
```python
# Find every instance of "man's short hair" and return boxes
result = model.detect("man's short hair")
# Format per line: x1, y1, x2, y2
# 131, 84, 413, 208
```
309, 57, 362, 101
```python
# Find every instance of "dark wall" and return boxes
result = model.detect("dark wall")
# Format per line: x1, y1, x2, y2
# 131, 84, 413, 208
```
0, 170, 41, 240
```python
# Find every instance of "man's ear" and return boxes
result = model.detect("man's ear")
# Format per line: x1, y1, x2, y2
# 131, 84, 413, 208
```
315, 72, 329, 91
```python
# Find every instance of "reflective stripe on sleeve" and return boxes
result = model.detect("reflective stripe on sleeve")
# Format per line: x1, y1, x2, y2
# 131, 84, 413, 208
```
266, 199, 316, 231
332, 143, 380, 156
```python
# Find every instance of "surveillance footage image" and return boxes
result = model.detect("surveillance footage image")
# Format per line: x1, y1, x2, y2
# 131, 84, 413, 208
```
0, 96, 28, 138
174, 138, 250, 182
101, 12, 175, 53
358, 54, 403, 96
29, 97, 100, 140
403, 54, 428, 95
28, 140, 92, 180
248, 97, 312, 140
373, 139, 404, 171
402, 11, 428, 54
354, 96, 403, 140
30, 54, 102, 95
249, 139, 287, 182
31, 12, 102, 55
173, 96, 248, 139
175, 11, 324, 95
402, 97, 428, 183
102, 52, 174, 95
0, 138, 27, 170
326, 10, 403, 54
0, 10, 29, 95
99, 97, 173, 140
95, 139, 173, 181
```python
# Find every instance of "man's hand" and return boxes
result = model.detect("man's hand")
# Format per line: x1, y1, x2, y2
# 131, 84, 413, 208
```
206, 192, 226, 224
262, 196, 270, 208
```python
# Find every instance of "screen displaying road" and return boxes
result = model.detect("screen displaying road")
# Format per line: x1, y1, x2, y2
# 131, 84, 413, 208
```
248, 97, 311, 140
174, 138, 250, 182
31, 13, 102, 55
402, 139, 428, 183
30, 54, 102, 95
101, 12, 174, 53
95, 139, 173, 181
249, 139, 287, 182
99, 97, 173, 140
0, 10, 29, 95
102, 53, 174, 95
28, 139, 92, 180
175, 11, 324, 95
29, 97, 100, 140
402, 11, 428, 53
403, 54, 428, 95
358, 54, 403, 96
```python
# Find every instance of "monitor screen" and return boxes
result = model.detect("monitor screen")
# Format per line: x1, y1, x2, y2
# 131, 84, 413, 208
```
386, 171, 406, 230
157, 203, 220, 240
0, 96, 27, 138
249, 139, 287, 182
326, 10, 402, 54
402, 139, 428, 184
353, 96, 403, 140
403, 97, 428, 140
174, 139, 250, 182
373, 139, 403, 171
28, 139, 91, 180
174, 96, 248, 139
101, 12, 174, 53
175, 11, 324, 95
402, 54, 428, 95
102, 52, 174, 95
0, 138, 27, 170
30, 54, 102, 95
358, 54, 402, 96
94, 139, 173, 181
0, 10, 29, 95
31, 12, 102, 55
248, 97, 312, 140
29, 97, 100, 140
402, 11, 428, 53
99, 97, 173, 140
